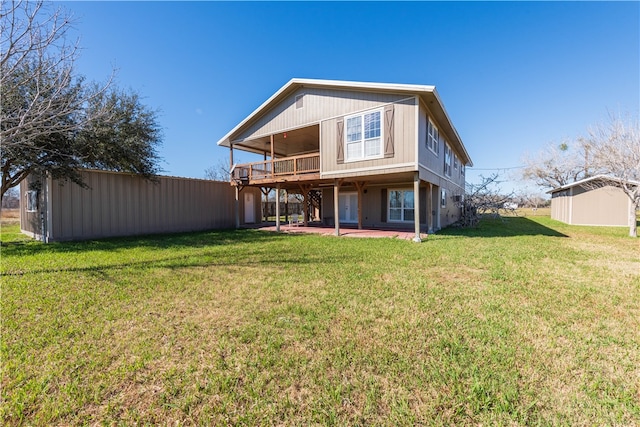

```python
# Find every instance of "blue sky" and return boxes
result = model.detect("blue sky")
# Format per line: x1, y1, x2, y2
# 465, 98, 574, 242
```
63, 1, 639, 194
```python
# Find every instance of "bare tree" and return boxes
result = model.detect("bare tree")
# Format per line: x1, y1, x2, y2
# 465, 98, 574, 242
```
458, 173, 516, 227
521, 113, 639, 237
514, 191, 550, 209
1, 1, 105, 201
581, 113, 640, 237
521, 140, 590, 189
1, 1, 162, 206
204, 158, 231, 181
1, 187, 19, 209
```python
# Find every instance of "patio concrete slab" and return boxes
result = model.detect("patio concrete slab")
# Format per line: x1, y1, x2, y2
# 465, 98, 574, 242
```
251, 223, 427, 241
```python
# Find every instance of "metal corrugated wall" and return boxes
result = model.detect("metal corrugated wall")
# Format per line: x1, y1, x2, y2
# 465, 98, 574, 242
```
38, 169, 259, 241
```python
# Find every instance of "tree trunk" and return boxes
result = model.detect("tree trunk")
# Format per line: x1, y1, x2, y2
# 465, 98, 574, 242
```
629, 201, 638, 238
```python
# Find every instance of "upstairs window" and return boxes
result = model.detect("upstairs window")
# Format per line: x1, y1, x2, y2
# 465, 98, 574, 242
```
427, 119, 439, 155
453, 154, 459, 172
345, 109, 382, 162
444, 143, 452, 177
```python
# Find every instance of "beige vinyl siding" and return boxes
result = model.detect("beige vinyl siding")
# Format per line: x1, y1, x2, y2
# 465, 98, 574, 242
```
551, 185, 629, 227
21, 169, 261, 242
321, 97, 417, 177
417, 104, 442, 174
235, 88, 413, 143
438, 179, 464, 228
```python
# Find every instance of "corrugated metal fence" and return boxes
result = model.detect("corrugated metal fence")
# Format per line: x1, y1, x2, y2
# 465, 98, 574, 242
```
21, 169, 261, 242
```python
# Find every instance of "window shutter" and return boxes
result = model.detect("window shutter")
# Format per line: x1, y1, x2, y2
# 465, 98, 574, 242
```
384, 105, 394, 158
420, 187, 427, 225
381, 188, 387, 222
336, 118, 344, 164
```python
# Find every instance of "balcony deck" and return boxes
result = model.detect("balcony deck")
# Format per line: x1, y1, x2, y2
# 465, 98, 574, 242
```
232, 153, 320, 185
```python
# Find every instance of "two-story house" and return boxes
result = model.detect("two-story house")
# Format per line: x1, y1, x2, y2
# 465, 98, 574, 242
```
217, 79, 472, 242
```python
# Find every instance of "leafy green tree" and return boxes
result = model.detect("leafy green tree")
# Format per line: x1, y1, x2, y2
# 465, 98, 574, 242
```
1, 0, 162, 203
77, 88, 163, 179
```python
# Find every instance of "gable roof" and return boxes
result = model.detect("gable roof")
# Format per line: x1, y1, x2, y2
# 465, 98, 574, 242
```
216, 78, 473, 166
547, 174, 639, 194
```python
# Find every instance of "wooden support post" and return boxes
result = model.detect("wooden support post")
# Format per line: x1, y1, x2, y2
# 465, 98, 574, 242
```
234, 185, 240, 229
354, 181, 367, 230
413, 173, 422, 243
275, 184, 281, 232
334, 179, 342, 236
298, 184, 311, 226
229, 143, 234, 182
260, 187, 270, 223
284, 189, 289, 223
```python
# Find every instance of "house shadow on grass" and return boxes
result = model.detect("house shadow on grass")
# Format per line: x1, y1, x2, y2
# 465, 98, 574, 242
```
436, 216, 568, 238
2, 229, 337, 277
0, 228, 304, 257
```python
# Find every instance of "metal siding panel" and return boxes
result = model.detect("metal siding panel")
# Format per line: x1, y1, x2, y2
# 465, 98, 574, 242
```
37, 170, 249, 241
153, 179, 161, 232
70, 180, 83, 239
161, 177, 169, 232
82, 172, 93, 238
98, 173, 106, 236
572, 186, 628, 226
111, 174, 121, 235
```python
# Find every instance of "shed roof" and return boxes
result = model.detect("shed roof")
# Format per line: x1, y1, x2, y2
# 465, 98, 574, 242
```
547, 174, 639, 194
216, 78, 473, 166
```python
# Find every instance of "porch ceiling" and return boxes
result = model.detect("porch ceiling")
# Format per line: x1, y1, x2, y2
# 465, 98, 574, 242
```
242, 171, 418, 192
233, 124, 319, 158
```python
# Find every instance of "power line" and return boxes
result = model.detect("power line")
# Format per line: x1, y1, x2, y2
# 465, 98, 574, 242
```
469, 165, 526, 171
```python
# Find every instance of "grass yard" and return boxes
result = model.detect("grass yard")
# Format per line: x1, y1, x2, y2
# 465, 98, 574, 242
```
2, 216, 639, 425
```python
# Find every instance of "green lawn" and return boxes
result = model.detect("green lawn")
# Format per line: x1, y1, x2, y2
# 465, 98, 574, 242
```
2, 217, 639, 425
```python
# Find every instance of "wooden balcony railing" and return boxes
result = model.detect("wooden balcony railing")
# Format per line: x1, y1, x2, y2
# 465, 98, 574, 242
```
232, 153, 320, 183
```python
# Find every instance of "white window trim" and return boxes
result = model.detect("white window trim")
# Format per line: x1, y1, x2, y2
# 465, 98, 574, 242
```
441, 189, 447, 208
26, 190, 38, 212
388, 188, 415, 223
427, 118, 439, 156
344, 108, 384, 163
444, 143, 452, 177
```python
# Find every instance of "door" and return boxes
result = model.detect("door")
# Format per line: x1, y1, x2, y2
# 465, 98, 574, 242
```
338, 192, 358, 223
244, 192, 255, 223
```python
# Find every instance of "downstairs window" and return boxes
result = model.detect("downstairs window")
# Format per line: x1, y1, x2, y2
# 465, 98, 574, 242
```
389, 189, 415, 222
